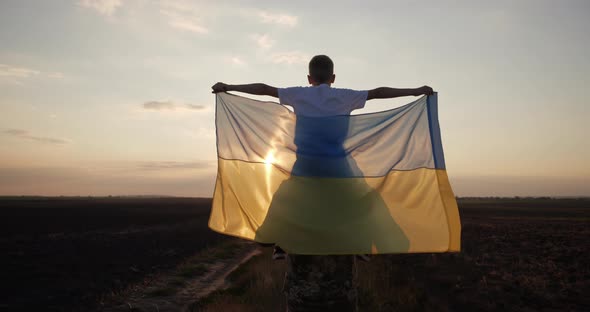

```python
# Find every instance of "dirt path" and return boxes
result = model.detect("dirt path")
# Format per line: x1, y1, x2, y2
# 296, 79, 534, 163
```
101, 240, 261, 312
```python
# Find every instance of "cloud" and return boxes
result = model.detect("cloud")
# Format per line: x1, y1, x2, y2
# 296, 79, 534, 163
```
165, 14, 209, 34
0, 64, 65, 85
78, 0, 122, 16
0, 166, 216, 197
159, 2, 209, 34
136, 161, 215, 171
3, 128, 70, 144
230, 56, 246, 66
252, 34, 274, 49
270, 51, 309, 65
259, 11, 298, 27
4, 129, 27, 136
143, 100, 175, 110
0, 64, 40, 78
46, 72, 65, 79
184, 104, 206, 110
142, 100, 205, 111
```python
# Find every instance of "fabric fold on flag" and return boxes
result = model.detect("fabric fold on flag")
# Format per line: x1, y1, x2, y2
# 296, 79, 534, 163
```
209, 92, 461, 255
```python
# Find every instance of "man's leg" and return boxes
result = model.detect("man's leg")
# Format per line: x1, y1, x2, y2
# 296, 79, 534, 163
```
284, 254, 357, 312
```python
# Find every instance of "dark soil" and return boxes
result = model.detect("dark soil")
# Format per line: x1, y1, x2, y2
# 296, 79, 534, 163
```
355, 198, 590, 311
0, 197, 228, 312
1, 197, 588, 312
194, 198, 590, 312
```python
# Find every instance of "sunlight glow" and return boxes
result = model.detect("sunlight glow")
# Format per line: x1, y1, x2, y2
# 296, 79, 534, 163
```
264, 151, 275, 165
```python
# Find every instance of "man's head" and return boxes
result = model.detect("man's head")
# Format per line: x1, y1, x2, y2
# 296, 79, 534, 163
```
308, 55, 335, 86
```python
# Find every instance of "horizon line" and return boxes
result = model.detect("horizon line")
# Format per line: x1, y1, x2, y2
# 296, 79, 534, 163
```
0, 195, 589, 200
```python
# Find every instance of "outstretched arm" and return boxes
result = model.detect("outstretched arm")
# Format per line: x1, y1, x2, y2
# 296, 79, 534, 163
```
366, 86, 433, 100
211, 82, 278, 98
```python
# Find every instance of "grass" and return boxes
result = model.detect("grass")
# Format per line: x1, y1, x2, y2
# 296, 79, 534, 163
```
99, 239, 250, 309
178, 263, 209, 278
188, 248, 287, 312
168, 276, 187, 287
139, 240, 249, 300
146, 286, 178, 297
3, 197, 586, 311
192, 200, 589, 311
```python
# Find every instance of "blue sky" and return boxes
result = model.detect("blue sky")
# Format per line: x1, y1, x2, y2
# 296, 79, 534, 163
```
0, 0, 588, 196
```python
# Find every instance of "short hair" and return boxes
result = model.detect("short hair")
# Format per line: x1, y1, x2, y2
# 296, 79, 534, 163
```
308, 55, 334, 84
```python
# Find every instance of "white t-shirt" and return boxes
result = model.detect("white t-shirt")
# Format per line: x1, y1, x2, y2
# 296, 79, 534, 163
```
278, 84, 368, 117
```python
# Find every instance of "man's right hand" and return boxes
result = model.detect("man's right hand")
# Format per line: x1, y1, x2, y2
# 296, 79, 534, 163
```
212, 82, 229, 93
418, 86, 434, 96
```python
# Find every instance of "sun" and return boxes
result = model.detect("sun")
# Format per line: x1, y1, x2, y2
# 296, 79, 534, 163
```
264, 151, 275, 165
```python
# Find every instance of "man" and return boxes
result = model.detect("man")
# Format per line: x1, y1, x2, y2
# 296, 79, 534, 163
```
212, 54, 433, 311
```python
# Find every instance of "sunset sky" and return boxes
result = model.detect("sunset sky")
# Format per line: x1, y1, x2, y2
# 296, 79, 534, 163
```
0, 0, 588, 197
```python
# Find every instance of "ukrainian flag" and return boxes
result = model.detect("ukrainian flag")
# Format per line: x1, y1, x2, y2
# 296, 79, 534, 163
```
209, 92, 460, 254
